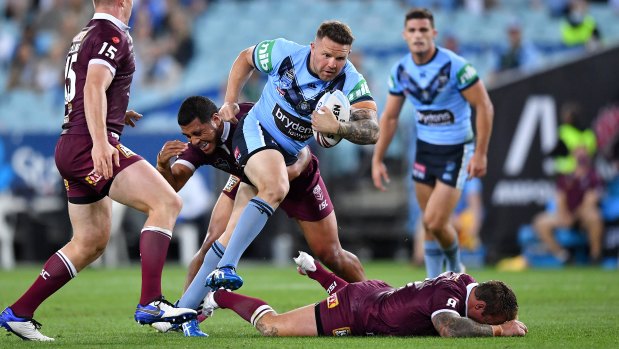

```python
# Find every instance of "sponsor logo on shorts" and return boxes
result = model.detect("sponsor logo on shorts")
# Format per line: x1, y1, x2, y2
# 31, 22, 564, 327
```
332, 327, 351, 336
327, 294, 339, 309
63, 179, 70, 192
416, 110, 455, 126
312, 184, 324, 200
223, 176, 240, 193
272, 104, 313, 141
319, 200, 329, 211
85, 170, 102, 186
413, 162, 426, 179
116, 144, 136, 158
234, 147, 241, 162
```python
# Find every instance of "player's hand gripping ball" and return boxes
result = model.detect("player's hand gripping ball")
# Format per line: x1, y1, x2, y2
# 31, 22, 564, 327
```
313, 90, 351, 148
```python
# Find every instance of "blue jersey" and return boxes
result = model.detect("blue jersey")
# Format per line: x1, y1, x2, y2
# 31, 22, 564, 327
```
250, 38, 373, 155
388, 47, 478, 145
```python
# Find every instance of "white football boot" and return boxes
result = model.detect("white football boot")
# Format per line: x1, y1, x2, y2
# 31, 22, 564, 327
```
293, 251, 317, 275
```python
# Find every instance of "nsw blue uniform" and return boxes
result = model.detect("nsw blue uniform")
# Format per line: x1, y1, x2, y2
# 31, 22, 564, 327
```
235, 38, 373, 163
388, 47, 479, 189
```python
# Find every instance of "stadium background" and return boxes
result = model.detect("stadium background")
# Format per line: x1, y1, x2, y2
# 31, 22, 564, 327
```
1, 0, 618, 269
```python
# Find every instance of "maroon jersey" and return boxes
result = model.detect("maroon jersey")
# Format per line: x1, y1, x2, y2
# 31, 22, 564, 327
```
172, 103, 252, 176
62, 13, 135, 136
173, 103, 333, 222
557, 169, 603, 213
318, 272, 477, 336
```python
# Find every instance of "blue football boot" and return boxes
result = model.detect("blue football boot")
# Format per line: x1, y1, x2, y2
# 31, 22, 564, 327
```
182, 319, 208, 337
206, 265, 243, 290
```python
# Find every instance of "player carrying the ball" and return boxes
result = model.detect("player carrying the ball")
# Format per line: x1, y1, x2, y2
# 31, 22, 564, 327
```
372, 8, 495, 278
207, 21, 379, 290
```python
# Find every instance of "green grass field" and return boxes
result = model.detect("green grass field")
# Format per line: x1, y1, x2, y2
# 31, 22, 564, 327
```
1, 262, 618, 348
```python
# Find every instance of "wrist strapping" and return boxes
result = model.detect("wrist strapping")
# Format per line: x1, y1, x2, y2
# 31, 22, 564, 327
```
492, 325, 503, 336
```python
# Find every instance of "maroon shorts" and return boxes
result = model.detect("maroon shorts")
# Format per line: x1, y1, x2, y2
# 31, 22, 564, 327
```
55, 133, 143, 204
316, 280, 392, 336
221, 155, 334, 222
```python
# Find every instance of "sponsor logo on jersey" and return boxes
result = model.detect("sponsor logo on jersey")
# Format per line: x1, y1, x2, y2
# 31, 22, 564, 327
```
347, 79, 371, 102
278, 69, 294, 91
417, 110, 455, 126
312, 184, 324, 200
112, 36, 120, 44
223, 176, 240, 193
116, 144, 136, 158
256, 40, 275, 73
85, 170, 103, 186
326, 281, 337, 294
332, 327, 351, 336
457, 63, 478, 86
272, 104, 313, 141
327, 294, 339, 309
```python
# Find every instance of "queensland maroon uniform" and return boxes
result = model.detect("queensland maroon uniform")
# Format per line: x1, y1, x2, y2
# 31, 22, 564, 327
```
317, 272, 477, 336
56, 13, 142, 203
62, 13, 135, 135
173, 103, 333, 222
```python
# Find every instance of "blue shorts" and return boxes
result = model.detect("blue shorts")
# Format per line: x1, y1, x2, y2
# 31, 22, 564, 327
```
412, 139, 474, 190
232, 113, 297, 167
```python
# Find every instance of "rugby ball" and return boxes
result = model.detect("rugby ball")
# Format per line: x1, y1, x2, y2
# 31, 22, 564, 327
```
313, 90, 351, 148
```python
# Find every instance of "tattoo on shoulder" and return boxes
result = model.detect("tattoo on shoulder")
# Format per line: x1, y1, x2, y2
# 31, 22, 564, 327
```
337, 108, 379, 145
432, 312, 493, 337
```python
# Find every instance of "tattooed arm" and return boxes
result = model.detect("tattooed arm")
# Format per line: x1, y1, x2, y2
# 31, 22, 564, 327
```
337, 106, 380, 145
431, 312, 528, 337
311, 100, 379, 145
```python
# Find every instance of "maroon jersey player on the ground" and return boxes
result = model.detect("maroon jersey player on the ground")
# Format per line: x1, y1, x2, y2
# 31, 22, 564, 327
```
153, 97, 367, 335
0, 0, 195, 342
203, 251, 528, 338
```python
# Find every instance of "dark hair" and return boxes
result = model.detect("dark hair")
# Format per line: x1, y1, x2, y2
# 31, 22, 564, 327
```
177, 96, 218, 126
316, 20, 354, 45
405, 8, 435, 28
475, 281, 519, 321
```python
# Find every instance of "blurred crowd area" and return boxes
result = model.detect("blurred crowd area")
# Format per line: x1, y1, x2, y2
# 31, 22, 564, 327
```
1, 0, 619, 132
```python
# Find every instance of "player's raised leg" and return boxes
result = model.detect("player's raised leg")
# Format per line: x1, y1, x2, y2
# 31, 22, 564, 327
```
109, 160, 196, 324
294, 251, 348, 295
209, 150, 288, 290
298, 212, 366, 282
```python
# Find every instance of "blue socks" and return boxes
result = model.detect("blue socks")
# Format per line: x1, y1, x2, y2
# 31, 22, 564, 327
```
177, 241, 225, 309
424, 240, 445, 278
443, 240, 464, 273
217, 197, 274, 268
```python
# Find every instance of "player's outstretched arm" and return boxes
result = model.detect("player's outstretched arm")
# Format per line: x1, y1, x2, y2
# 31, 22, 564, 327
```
336, 100, 379, 145
432, 312, 527, 337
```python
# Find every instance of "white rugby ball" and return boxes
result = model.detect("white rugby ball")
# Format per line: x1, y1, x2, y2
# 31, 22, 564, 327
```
313, 90, 351, 148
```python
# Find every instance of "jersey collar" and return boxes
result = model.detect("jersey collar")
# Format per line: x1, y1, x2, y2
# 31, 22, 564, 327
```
220, 122, 231, 143
464, 282, 478, 318
93, 13, 130, 32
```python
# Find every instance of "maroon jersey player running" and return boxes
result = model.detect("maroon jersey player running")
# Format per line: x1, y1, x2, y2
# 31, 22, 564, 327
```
203, 252, 528, 338
0, 0, 195, 342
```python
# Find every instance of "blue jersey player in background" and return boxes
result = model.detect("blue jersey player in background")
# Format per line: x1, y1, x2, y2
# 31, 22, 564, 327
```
372, 8, 494, 278
208, 21, 379, 289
